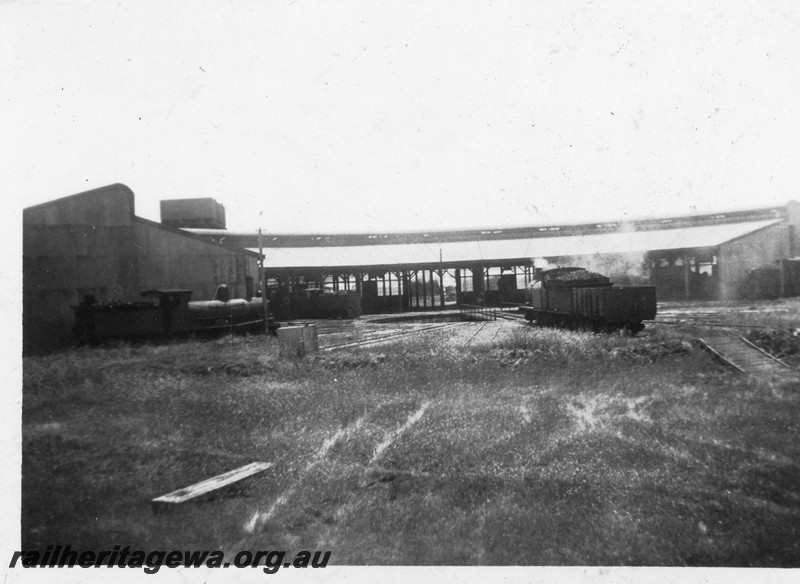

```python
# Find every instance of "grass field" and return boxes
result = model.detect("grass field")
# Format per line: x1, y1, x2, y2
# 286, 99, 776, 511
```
21, 318, 800, 566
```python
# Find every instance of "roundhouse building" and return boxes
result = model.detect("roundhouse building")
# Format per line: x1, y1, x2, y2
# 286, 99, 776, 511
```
23, 184, 260, 353
23, 185, 800, 353
187, 200, 800, 312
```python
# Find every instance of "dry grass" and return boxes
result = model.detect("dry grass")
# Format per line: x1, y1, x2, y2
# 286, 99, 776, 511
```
21, 323, 800, 566
734, 298, 800, 330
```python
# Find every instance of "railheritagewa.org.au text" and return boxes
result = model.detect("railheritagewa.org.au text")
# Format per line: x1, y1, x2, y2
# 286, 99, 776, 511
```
9, 545, 331, 574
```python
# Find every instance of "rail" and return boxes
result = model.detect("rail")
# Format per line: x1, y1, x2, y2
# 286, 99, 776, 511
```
696, 337, 745, 373
321, 321, 469, 351
458, 304, 497, 321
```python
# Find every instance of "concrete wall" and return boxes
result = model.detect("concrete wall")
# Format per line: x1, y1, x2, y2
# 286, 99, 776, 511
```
23, 184, 257, 354
718, 223, 790, 300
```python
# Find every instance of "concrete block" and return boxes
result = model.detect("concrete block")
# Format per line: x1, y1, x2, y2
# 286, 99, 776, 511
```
277, 323, 318, 357
302, 323, 319, 353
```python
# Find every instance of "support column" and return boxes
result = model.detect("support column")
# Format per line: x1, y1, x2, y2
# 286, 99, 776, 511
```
393, 272, 402, 311
472, 266, 485, 304
402, 271, 409, 311
437, 269, 445, 308
683, 254, 691, 300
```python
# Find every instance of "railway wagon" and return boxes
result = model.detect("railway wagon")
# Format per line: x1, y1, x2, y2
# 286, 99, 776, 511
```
74, 287, 277, 344
523, 268, 656, 334
295, 288, 362, 319
268, 287, 362, 320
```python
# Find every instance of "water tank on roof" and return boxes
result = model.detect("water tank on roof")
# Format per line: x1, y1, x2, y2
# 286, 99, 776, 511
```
160, 198, 226, 229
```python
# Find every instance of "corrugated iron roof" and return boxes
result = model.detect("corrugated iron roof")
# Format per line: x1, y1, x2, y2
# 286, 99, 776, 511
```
256, 219, 781, 270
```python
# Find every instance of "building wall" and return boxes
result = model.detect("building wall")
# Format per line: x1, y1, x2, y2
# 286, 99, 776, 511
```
23, 183, 136, 227
23, 185, 140, 353
718, 223, 790, 300
785, 200, 800, 257
23, 184, 257, 354
133, 221, 257, 301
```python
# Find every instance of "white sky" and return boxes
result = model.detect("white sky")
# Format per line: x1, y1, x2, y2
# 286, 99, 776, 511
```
3, 1, 800, 233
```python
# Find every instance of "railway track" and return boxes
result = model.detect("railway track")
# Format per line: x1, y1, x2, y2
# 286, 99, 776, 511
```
654, 319, 769, 330
320, 321, 471, 351
697, 335, 798, 380
497, 311, 526, 322
653, 302, 796, 330
297, 303, 799, 381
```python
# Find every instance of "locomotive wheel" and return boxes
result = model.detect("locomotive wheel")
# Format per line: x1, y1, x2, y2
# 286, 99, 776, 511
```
625, 322, 645, 336
558, 315, 574, 329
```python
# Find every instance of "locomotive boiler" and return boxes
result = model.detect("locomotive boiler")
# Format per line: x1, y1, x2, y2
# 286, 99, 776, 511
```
73, 285, 278, 344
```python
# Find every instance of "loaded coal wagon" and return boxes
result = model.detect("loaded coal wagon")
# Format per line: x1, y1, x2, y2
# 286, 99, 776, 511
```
523, 268, 656, 334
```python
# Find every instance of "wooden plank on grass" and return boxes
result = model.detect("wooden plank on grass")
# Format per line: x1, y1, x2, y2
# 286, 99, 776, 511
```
152, 462, 272, 509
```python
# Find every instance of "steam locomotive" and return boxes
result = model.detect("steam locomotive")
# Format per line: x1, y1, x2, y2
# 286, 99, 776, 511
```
73, 285, 278, 344
523, 268, 656, 334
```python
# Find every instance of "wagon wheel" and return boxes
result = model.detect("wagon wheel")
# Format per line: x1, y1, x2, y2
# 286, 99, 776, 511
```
625, 322, 645, 336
